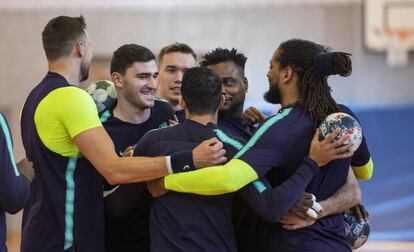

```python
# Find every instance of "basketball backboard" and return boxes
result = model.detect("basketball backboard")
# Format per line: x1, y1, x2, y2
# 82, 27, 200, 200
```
364, 0, 414, 52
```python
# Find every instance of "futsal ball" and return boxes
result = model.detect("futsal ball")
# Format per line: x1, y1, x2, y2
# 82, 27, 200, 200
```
343, 210, 370, 250
87, 80, 117, 113
319, 112, 363, 152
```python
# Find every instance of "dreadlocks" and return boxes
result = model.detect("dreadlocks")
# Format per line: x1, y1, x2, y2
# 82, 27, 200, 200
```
278, 39, 352, 123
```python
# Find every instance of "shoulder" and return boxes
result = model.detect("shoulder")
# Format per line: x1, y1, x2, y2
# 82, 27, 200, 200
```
148, 123, 184, 139
134, 124, 184, 156
152, 99, 175, 117
338, 104, 360, 121
213, 128, 245, 158
338, 104, 354, 114
49, 86, 97, 116
51, 86, 92, 100
139, 124, 183, 144
45, 86, 96, 111
252, 107, 314, 144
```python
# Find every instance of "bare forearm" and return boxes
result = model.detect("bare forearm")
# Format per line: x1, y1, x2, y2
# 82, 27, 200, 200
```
318, 168, 361, 219
103, 156, 168, 185
74, 126, 169, 185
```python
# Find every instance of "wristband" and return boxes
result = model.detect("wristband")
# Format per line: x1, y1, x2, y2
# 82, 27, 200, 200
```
170, 150, 196, 173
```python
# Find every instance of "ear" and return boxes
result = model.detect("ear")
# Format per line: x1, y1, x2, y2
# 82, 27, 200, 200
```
281, 66, 294, 84
242, 77, 249, 93
219, 94, 225, 107
75, 41, 85, 58
111, 72, 124, 88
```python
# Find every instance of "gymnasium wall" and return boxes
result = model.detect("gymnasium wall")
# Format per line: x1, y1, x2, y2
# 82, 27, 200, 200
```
1, 3, 413, 240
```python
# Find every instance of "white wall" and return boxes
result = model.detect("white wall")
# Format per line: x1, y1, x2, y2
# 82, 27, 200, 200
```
1, 4, 414, 164
1, 4, 413, 178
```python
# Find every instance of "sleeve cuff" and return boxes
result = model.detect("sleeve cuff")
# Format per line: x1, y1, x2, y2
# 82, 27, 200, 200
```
170, 150, 196, 173
302, 156, 319, 174
165, 156, 173, 174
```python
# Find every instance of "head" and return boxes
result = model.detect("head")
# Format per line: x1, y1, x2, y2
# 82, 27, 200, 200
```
266, 39, 352, 122
42, 15, 92, 82
110, 44, 158, 110
200, 48, 248, 116
157, 43, 197, 107
180, 67, 222, 117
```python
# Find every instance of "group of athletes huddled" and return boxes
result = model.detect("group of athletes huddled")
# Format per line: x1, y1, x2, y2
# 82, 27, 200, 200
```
0, 15, 373, 252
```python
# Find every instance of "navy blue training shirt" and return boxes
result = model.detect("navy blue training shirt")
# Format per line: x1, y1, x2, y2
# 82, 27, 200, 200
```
175, 109, 186, 123
20, 72, 104, 252
237, 104, 370, 252
134, 119, 319, 252
102, 99, 174, 252
0, 114, 30, 252
218, 114, 255, 141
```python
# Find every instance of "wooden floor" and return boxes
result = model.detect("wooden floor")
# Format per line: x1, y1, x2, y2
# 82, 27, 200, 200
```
6, 232, 414, 252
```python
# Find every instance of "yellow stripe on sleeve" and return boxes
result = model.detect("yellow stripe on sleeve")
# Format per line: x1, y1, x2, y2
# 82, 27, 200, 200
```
352, 158, 374, 180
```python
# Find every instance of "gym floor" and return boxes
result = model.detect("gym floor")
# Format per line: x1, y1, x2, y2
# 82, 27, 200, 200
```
6, 232, 414, 252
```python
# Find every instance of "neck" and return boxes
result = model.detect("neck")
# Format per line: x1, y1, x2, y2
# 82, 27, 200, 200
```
220, 104, 243, 119
281, 88, 299, 108
186, 111, 218, 125
48, 58, 80, 85
113, 98, 150, 124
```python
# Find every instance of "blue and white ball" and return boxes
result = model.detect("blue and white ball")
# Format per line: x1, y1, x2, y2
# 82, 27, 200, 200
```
343, 210, 370, 249
319, 112, 363, 152
87, 80, 117, 113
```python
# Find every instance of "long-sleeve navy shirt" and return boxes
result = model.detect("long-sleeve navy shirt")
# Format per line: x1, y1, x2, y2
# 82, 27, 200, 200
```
134, 119, 319, 252
102, 99, 175, 252
0, 113, 30, 252
237, 104, 371, 252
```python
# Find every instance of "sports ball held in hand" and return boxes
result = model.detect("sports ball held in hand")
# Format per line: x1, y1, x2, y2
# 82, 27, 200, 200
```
319, 112, 363, 152
343, 210, 370, 249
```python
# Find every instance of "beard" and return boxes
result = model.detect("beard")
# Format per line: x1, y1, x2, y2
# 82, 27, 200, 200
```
263, 85, 281, 104
79, 61, 90, 82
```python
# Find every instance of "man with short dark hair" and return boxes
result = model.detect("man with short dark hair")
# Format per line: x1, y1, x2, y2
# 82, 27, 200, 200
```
201, 48, 254, 140
20, 16, 225, 251
156, 43, 197, 122
101, 44, 175, 252
135, 67, 347, 252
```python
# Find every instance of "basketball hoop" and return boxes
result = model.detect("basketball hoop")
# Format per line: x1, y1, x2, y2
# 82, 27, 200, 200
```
375, 28, 414, 67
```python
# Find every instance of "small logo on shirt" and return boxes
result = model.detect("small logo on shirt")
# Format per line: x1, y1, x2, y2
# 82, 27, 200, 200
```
158, 122, 169, 128
183, 165, 190, 170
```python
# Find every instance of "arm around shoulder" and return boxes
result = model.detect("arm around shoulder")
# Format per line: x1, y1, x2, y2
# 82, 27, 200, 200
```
73, 126, 169, 185
164, 159, 258, 195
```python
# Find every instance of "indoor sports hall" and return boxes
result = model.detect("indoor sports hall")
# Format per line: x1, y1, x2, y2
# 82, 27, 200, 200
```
0, 0, 413, 251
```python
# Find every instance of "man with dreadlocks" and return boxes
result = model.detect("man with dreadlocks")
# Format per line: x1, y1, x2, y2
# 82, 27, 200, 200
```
147, 39, 369, 251
243, 39, 372, 251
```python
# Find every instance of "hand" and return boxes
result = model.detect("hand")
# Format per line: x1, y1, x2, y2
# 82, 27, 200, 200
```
146, 178, 168, 198
17, 158, 35, 182
308, 129, 354, 167
350, 204, 369, 223
122, 145, 135, 157
287, 192, 314, 219
243, 107, 266, 125
280, 213, 315, 230
192, 137, 227, 168
169, 115, 179, 126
